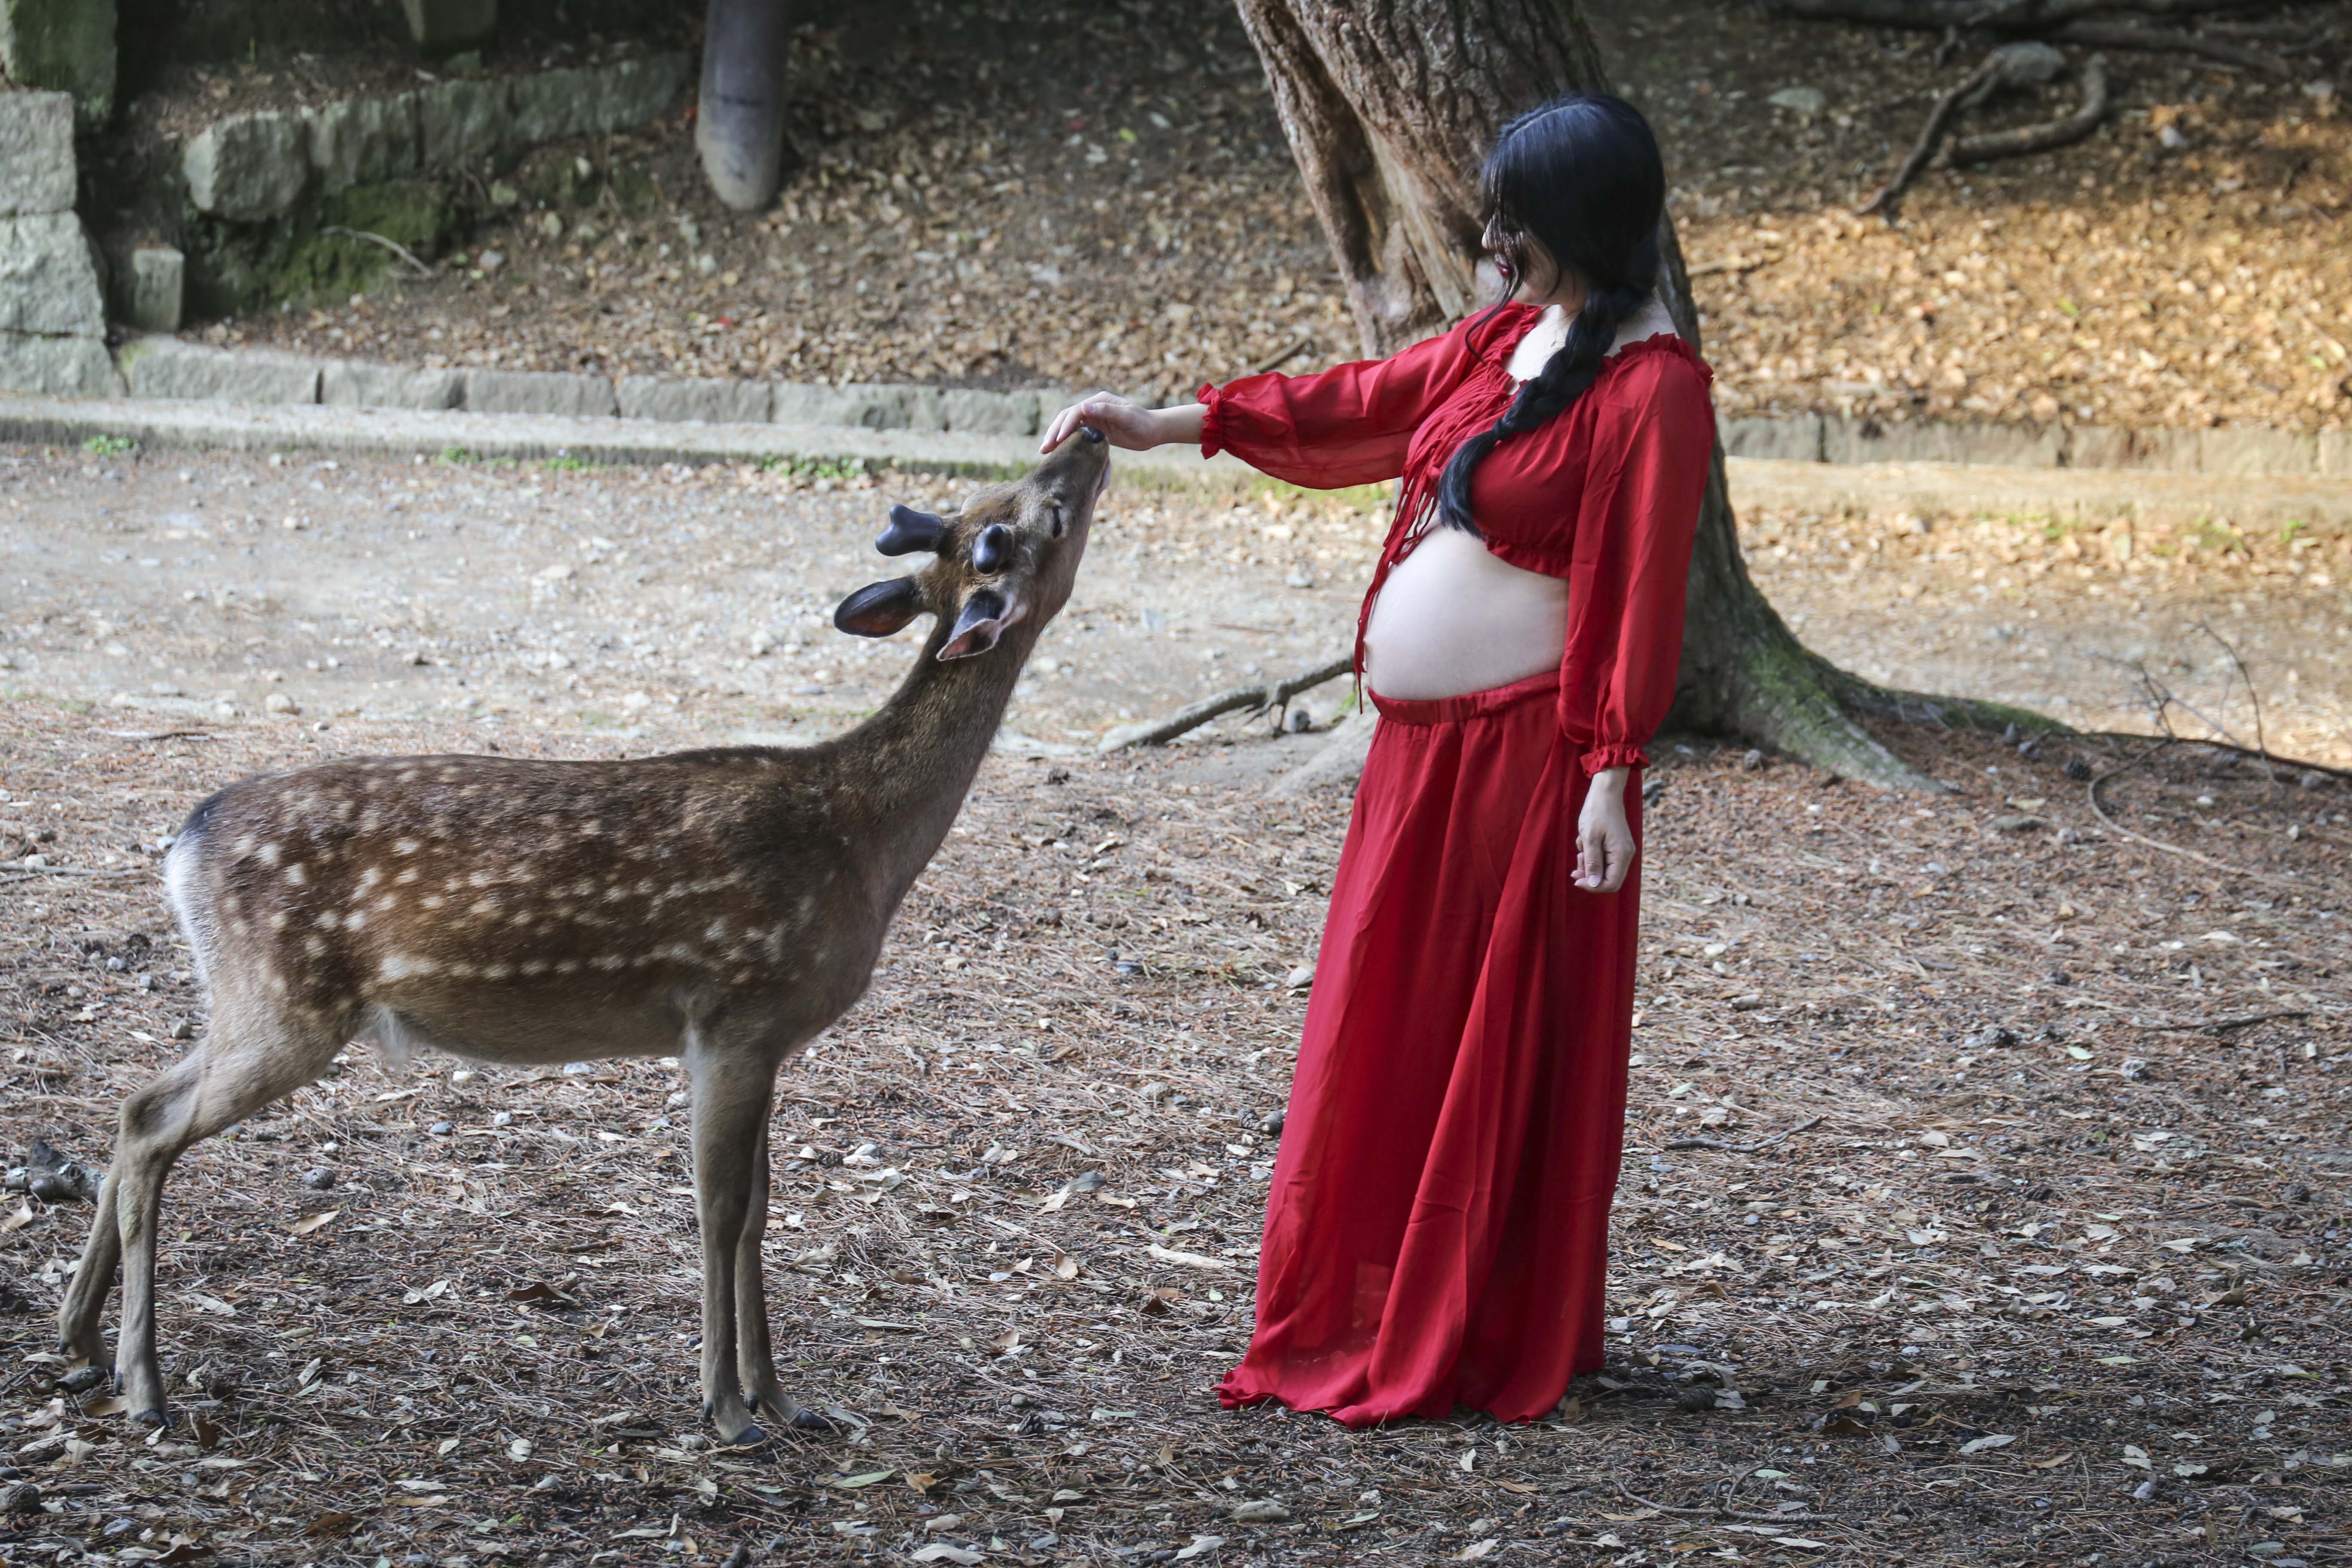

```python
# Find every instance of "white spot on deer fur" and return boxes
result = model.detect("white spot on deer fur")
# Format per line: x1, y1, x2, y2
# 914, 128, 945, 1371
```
284, 862, 308, 886
469, 870, 494, 888
314, 911, 340, 929
470, 898, 499, 918
269, 972, 288, 994
303, 935, 326, 956
482, 964, 511, 980
393, 867, 419, 885
555, 959, 580, 974
591, 955, 624, 971
579, 819, 604, 837
394, 838, 420, 856
256, 842, 282, 867
705, 920, 730, 943
375, 894, 399, 913
521, 960, 548, 976
268, 910, 290, 931
357, 867, 383, 891
447, 962, 477, 979
421, 894, 445, 910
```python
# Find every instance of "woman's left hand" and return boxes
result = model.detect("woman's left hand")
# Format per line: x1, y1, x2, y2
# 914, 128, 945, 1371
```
1574, 767, 1637, 893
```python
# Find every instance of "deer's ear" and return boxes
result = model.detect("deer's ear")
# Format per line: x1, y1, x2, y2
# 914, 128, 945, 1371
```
936, 588, 1008, 660
833, 577, 923, 637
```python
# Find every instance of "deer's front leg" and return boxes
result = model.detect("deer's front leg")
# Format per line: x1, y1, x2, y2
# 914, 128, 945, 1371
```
58, 1170, 122, 1366
689, 1035, 778, 1446
732, 1118, 833, 1435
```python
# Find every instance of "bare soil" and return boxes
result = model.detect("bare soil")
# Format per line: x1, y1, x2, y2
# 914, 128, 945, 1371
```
0, 442, 2348, 1566
198, 0, 2352, 438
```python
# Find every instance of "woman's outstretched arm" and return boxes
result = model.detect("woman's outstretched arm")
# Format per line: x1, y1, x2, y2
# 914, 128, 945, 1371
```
1041, 395, 1202, 454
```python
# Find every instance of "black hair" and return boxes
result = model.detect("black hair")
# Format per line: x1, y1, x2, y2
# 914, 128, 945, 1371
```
1434, 93, 1667, 536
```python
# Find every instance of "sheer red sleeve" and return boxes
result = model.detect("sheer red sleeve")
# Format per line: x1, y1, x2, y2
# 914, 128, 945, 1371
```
1198, 319, 1484, 489
1556, 355, 1716, 773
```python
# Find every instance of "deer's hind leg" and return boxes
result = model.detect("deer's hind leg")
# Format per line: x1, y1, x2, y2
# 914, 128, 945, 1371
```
104, 989, 341, 1424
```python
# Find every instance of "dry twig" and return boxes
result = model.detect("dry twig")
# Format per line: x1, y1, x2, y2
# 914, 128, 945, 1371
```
1663, 1115, 1825, 1154
1096, 653, 1352, 752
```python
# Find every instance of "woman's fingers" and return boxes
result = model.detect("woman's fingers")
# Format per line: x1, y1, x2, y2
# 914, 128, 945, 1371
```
1041, 392, 1136, 453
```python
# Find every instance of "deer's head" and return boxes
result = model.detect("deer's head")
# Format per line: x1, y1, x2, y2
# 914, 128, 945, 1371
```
833, 426, 1109, 660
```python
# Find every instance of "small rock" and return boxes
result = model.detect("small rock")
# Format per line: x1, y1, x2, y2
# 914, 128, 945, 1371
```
1230, 1498, 1290, 1525
428, 1121, 453, 1136
1259, 1108, 1286, 1136
1964, 1026, 2019, 1050
1677, 1387, 1718, 1414
1283, 964, 1314, 990
170, 1020, 194, 1040
2282, 1184, 2312, 1204
1768, 86, 1826, 116
2047, 968, 2073, 986
2299, 770, 2328, 791
1740, 748, 1765, 772
491, 1110, 514, 1127
302, 1167, 337, 1190
263, 692, 299, 716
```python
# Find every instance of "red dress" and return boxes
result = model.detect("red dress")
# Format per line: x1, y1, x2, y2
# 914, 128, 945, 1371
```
1203, 303, 1716, 1427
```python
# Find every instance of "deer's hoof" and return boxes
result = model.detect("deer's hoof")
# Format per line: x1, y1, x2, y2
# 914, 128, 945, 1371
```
716, 1422, 769, 1451
132, 1407, 167, 1430
787, 1407, 836, 1435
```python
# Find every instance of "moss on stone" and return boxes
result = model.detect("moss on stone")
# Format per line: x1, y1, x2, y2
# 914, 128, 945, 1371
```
278, 181, 452, 304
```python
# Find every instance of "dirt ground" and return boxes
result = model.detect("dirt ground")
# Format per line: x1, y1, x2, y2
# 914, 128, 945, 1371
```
194, 0, 2352, 437
0, 441, 2348, 1566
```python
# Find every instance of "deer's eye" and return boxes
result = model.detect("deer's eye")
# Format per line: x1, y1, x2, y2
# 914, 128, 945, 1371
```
1049, 503, 1067, 539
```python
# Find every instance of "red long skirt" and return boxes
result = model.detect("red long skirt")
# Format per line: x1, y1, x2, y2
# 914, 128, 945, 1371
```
1216, 671, 1642, 1428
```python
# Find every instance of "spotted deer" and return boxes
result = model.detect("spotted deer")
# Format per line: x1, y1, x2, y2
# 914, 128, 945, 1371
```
61, 430, 1111, 1445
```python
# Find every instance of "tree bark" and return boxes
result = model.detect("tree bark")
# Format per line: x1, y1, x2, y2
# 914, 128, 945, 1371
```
1234, 0, 2055, 787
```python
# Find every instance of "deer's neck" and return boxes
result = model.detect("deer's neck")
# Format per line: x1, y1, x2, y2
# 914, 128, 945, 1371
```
824, 617, 1038, 904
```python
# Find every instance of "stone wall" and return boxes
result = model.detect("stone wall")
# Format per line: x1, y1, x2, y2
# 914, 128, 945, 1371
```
0, 90, 123, 397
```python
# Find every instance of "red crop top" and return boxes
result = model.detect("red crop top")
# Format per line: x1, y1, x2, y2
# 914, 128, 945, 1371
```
1198, 301, 1716, 773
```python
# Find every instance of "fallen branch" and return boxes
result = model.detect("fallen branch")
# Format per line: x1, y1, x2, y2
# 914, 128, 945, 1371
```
1664, 1115, 1824, 1154
2048, 20, 2285, 70
2128, 1009, 2312, 1035
1096, 653, 1352, 753
1948, 54, 2110, 164
2086, 748, 2301, 890
318, 225, 435, 277
1858, 55, 2001, 216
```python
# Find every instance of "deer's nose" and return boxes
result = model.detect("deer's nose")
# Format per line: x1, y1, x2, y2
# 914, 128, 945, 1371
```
1077, 424, 1106, 444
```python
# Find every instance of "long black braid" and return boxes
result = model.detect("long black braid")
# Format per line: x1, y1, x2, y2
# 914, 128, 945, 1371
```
1434, 94, 1668, 537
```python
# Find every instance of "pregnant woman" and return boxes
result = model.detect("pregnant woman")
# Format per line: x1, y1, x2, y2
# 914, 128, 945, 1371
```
1042, 93, 1715, 1427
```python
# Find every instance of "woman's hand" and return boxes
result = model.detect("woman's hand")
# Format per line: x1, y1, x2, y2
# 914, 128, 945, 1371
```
1574, 767, 1637, 893
1040, 393, 1203, 454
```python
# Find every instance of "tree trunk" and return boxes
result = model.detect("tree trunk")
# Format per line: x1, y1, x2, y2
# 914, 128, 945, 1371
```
1235, 0, 2049, 787
696, 0, 794, 211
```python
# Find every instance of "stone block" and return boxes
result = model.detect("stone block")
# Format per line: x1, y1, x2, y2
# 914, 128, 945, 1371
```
321, 359, 461, 409
416, 77, 506, 172
184, 111, 308, 221
1719, 413, 1820, 462
0, 212, 104, 336
2198, 426, 2315, 477
506, 66, 596, 148
2319, 431, 2352, 479
0, 0, 114, 122
939, 388, 1038, 436
2120, 426, 2200, 472
306, 94, 420, 194
588, 52, 691, 136
0, 331, 122, 396
1822, 414, 2060, 468
0, 89, 74, 215
127, 245, 183, 334
461, 367, 617, 416
2064, 425, 2130, 470
122, 337, 320, 403
772, 380, 943, 430
617, 374, 770, 423
399, 0, 495, 51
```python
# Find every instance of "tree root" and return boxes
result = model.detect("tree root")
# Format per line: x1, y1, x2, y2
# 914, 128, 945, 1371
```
1096, 654, 1353, 752
1664, 1115, 1824, 1154
1950, 53, 2110, 162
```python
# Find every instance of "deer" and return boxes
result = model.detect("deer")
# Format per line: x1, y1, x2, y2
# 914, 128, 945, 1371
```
59, 428, 1111, 1446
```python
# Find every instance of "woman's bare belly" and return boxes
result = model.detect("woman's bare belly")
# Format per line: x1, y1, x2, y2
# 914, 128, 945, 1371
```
1363, 526, 1568, 701
1363, 295, 1678, 703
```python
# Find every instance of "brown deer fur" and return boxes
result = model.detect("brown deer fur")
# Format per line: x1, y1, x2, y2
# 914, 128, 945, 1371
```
61, 432, 1111, 1444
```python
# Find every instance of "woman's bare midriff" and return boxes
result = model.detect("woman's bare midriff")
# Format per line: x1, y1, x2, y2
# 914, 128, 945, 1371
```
1363, 294, 1678, 704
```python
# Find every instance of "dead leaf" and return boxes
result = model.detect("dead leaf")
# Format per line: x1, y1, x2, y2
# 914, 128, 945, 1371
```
1148, 1243, 1234, 1270
291, 1208, 340, 1237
